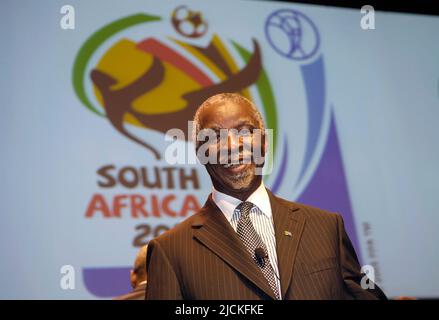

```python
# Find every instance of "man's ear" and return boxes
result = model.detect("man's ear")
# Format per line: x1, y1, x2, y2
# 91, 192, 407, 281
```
259, 131, 268, 158
264, 133, 268, 154
194, 142, 200, 161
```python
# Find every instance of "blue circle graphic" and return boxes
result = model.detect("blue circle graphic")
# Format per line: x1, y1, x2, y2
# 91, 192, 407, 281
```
265, 9, 320, 60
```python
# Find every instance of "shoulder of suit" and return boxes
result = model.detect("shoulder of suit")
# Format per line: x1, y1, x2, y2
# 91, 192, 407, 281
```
149, 207, 207, 244
270, 191, 340, 222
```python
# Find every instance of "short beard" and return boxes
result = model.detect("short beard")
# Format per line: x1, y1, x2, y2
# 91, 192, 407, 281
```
221, 166, 255, 191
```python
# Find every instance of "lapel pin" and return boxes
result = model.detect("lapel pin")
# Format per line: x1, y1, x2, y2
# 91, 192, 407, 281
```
284, 230, 292, 237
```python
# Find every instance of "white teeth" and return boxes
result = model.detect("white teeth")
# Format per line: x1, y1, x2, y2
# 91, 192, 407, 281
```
222, 163, 244, 169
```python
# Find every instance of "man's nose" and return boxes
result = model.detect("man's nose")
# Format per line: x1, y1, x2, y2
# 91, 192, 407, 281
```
228, 132, 240, 150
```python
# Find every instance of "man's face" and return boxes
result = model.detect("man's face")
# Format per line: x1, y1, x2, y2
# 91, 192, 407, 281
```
197, 101, 266, 192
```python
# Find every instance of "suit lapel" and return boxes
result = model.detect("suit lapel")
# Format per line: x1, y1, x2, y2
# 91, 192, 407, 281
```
267, 190, 306, 298
192, 195, 277, 300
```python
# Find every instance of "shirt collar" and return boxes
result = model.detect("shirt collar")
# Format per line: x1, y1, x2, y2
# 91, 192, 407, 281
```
212, 181, 272, 223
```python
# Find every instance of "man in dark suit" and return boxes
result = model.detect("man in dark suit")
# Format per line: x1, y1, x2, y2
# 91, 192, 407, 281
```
146, 93, 386, 300
115, 245, 148, 300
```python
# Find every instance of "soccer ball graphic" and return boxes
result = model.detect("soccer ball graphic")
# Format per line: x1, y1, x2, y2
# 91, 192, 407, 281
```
171, 5, 208, 38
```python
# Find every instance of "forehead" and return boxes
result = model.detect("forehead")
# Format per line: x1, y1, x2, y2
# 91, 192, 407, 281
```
198, 101, 259, 129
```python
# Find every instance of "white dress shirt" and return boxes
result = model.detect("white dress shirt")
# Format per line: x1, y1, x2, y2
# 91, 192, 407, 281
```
212, 182, 281, 298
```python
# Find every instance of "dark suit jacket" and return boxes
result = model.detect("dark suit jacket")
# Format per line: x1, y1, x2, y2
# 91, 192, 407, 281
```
146, 190, 387, 300
114, 282, 147, 300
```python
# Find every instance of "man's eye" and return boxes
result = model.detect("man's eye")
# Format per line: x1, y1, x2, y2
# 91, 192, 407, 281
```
239, 129, 252, 137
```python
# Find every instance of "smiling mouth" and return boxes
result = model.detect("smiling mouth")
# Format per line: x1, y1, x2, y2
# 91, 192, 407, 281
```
221, 163, 249, 173
222, 162, 244, 168
219, 154, 252, 166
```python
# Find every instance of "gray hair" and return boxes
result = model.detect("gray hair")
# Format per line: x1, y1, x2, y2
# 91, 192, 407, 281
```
192, 93, 265, 147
